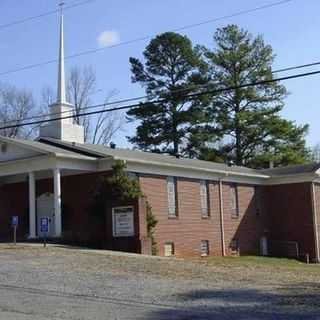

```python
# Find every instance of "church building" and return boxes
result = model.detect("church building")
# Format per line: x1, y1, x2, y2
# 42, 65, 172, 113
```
0, 12, 320, 262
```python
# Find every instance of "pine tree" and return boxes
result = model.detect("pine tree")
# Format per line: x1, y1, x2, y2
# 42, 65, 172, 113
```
192, 25, 309, 168
127, 32, 204, 157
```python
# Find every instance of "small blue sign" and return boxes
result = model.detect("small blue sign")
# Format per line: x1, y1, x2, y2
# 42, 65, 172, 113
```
40, 217, 49, 233
11, 216, 18, 227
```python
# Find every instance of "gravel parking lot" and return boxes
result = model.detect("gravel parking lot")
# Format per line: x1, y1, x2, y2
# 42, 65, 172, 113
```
0, 244, 319, 319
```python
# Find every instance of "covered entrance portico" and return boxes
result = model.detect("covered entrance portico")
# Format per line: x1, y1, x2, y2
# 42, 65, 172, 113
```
0, 136, 98, 239
27, 168, 64, 238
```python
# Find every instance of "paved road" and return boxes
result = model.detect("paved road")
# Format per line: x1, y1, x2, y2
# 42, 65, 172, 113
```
0, 244, 319, 319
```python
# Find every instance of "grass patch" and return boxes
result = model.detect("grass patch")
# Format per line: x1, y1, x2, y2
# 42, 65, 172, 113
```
197, 255, 319, 273
207, 255, 304, 266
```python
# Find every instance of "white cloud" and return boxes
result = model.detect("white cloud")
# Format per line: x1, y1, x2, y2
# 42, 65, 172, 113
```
97, 30, 120, 47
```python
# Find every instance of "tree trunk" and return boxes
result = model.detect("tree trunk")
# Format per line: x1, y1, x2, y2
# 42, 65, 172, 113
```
172, 104, 179, 158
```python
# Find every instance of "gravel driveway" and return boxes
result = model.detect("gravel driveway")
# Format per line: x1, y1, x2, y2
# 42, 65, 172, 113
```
0, 244, 319, 319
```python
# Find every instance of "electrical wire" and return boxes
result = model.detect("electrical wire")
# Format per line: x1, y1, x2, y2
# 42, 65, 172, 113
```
3, 57, 319, 125
0, 0, 296, 77
0, 0, 96, 31
0, 68, 319, 131
272, 61, 320, 73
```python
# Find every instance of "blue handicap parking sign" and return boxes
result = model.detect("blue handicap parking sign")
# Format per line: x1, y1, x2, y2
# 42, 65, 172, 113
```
11, 216, 18, 227
40, 217, 49, 233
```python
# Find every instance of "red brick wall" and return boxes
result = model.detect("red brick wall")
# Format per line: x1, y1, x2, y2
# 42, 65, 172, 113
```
0, 172, 149, 254
222, 183, 266, 256
1, 170, 315, 260
0, 181, 29, 240
264, 182, 316, 260
60, 172, 148, 253
139, 175, 264, 257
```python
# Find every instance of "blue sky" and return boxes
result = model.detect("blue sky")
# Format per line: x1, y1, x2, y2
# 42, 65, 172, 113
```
0, 0, 319, 147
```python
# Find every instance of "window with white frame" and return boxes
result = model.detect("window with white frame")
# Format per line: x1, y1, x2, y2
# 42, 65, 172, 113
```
200, 240, 209, 256
230, 184, 239, 217
167, 176, 177, 217
200, 180, 209, 217
164, 242, 174, 256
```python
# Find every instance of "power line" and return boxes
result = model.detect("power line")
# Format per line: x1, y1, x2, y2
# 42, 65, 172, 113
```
171, 0, 294, 33
272, 60, 320, 73
0, 68, 319, 131
0, 0, 295, 77
2, 60, 320, 125
2, 57, 317, 125
0, 0, 96, 31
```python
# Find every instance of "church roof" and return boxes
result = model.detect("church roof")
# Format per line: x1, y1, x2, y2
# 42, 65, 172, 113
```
0, 136, 94, 160
260, 162, 320, 176
38, 138, 320, 179
38, 138, 268, 178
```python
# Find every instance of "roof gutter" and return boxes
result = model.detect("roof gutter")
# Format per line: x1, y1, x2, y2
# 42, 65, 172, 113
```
54, 152, 98, 161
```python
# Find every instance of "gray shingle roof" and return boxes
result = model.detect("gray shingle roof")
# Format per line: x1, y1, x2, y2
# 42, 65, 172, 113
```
84, 144, 261, 175
39, 138, 267, 177
0, 136, 94, 159
36, 138, 320, 178
260, 163, 320, 176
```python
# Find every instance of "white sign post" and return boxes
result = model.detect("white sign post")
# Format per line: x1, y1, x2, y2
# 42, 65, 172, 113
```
112, 206, 134, 237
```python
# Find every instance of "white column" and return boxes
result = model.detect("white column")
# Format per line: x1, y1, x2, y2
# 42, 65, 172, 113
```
53, 168, 62, 237
28, 172, 36, 238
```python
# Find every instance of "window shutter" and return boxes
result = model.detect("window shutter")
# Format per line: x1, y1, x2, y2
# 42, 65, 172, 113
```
200, 180, 209, 217
167, 177, 176, 216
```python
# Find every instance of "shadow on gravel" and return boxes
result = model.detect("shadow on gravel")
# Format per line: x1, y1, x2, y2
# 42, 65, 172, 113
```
146, 282, 320, 320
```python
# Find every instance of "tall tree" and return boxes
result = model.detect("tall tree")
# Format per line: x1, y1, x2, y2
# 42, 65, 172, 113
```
67, 65, 96, 140
41, 65, 123, 145
127, 32, 204, 157
0, 83, 37, 138
192, 25, 309, 168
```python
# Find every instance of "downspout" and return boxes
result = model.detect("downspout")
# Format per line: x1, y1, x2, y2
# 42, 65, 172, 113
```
311, 182, 320, 262
219, 174, 227, 256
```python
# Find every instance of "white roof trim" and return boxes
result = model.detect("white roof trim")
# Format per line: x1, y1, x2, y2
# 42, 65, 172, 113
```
0, 136, 49, 155
0, 154, 97, 178
111, 156, 270, 179
54, 152, 96, 161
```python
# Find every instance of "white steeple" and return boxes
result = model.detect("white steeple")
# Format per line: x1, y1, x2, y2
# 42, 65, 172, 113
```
57, 10, 66, 104
39, 3, 84, 144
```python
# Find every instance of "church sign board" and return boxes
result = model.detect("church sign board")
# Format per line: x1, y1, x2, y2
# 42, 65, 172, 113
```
112, 206, 134, 237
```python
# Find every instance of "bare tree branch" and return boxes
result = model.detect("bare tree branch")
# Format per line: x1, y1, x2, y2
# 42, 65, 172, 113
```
41, 65, 123, 145
0, 83, 38, 138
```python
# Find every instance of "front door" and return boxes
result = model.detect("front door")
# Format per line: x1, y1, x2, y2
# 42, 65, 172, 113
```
37, 193, 55, 237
